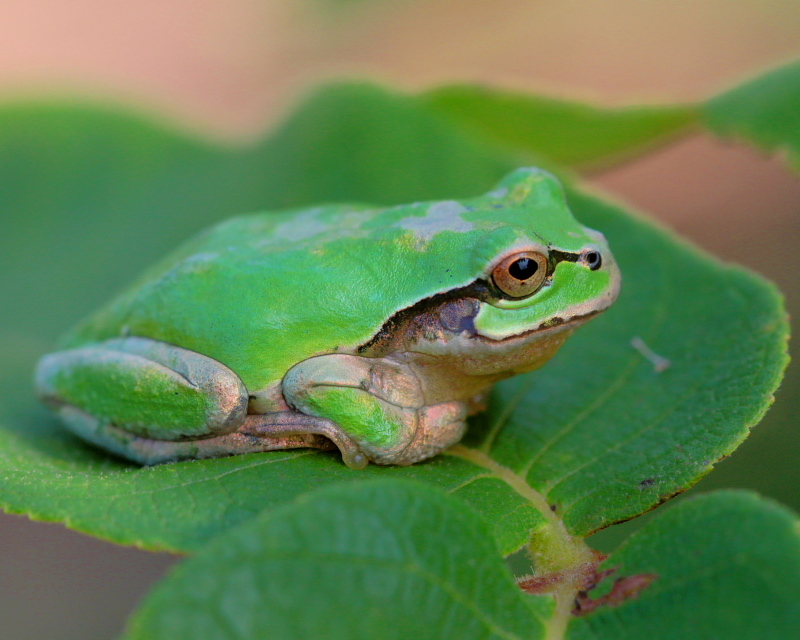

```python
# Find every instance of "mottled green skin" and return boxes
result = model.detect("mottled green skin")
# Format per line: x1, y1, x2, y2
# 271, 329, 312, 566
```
63, 168, 609, 393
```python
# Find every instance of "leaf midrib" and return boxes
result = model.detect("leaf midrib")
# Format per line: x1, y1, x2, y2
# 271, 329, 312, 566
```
447, 445, 597, 640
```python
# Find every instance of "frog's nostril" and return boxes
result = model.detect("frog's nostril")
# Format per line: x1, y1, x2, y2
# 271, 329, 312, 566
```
584, 251, 602, 271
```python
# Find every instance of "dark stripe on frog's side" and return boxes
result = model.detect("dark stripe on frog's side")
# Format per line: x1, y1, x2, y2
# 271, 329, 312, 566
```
356, 249, 584, 356
356, 282, 489, 357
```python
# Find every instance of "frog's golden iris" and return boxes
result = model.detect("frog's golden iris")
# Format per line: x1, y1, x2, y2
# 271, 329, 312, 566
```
491, 251, 548, 298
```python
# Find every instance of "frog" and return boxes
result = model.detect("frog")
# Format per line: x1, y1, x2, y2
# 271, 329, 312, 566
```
35, 167, 620, 470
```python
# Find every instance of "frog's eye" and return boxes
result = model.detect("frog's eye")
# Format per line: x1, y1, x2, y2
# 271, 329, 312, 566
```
492, 251, 548, 298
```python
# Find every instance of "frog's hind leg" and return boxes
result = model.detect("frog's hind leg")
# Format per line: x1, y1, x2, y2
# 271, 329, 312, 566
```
239, 412, 369, 469
84, 409, 376, 469
36, 336, 250, 464
36, 336, 249, 439
51, 403, 342, 466
36, 336, 366, 467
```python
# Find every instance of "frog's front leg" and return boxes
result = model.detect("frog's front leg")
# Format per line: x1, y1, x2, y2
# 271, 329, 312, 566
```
282, 354, 468, 465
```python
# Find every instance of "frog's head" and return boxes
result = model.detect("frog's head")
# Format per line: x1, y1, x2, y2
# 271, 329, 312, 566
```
467, 167, 620, 343
376, 168, 621, 383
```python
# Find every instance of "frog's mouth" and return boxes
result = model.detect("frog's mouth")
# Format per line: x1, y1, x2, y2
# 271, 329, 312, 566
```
496, 308, 600, 340
478, 290, 616, 345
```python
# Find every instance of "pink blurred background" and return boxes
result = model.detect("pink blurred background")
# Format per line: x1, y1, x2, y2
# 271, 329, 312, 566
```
1, 1, 799, 638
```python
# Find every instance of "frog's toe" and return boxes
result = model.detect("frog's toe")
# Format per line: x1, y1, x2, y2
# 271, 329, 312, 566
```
343, 450, 369, 471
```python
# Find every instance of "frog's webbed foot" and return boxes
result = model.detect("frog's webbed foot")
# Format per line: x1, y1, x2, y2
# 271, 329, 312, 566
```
283, 354, 468, 466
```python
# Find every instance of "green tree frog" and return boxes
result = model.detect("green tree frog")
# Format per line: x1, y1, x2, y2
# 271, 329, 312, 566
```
35, 168, 620, 470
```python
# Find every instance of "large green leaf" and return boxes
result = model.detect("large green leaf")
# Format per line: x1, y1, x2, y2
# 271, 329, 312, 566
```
421, 85, 698, 171
124, 485, 800, 640
123, 480, 552, 640
0, 82, 787, 558
570, 491, 800, 639
705, 59, 800, 170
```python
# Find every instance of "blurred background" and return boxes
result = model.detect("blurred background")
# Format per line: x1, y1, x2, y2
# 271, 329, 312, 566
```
0, 1, 798, 638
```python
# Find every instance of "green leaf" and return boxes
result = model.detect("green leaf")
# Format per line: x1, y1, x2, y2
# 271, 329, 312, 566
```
123, 479, 551, 640
706, 59, 800, 170
0, 81, 788, 558
421, 85, 698, 170
0, 414, 542, 554
124, 486, 800, 640
569, 491, 800, 639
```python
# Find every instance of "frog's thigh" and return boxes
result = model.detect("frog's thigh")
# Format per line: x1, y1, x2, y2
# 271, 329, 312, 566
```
282, 354, 467, 465
35, 337, 248, 443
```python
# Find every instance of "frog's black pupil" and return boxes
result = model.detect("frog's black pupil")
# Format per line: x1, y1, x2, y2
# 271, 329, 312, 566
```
586, 251, 602, 270
509, 257, 538, 281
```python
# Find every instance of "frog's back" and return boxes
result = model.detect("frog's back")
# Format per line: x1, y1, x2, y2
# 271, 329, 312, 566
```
61, 201, 483, 390
62, 170, 587, 391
